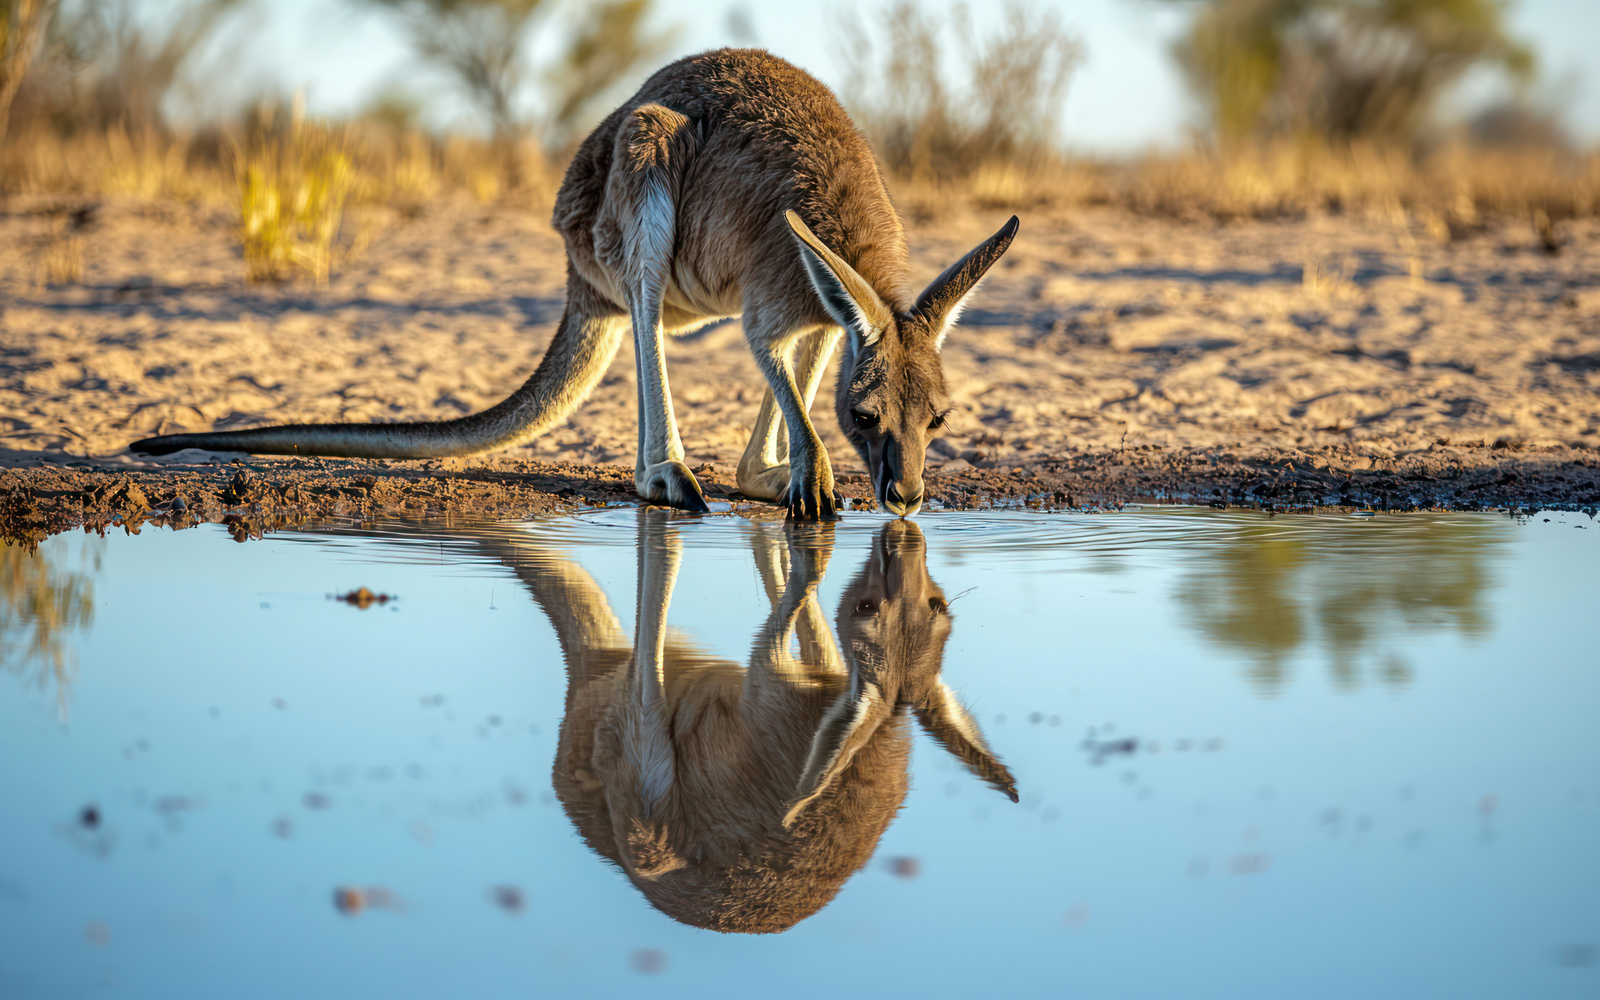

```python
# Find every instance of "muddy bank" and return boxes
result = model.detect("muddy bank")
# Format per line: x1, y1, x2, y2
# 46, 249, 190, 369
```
0, 455, 602, 546
4, 441, 1594, 547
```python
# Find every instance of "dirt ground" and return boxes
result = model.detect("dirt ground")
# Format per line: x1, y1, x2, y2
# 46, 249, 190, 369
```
2, 194, 1598, 543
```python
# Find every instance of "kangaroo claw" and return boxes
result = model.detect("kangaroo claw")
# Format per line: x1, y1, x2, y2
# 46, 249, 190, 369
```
786, 478, 838, 521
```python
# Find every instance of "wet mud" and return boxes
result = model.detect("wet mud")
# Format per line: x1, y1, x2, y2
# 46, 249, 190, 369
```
3, 441, 1594, 547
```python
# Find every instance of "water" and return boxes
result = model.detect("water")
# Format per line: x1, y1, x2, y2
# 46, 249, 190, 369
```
1, 508, 1596, 998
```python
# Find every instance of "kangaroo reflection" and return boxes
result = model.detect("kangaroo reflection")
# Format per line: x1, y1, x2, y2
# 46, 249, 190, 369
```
512, 513, 1015, 933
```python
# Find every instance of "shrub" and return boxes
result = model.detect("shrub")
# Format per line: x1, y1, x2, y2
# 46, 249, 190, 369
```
1170, 0, 1534, 146
238, 104, 354, 285
837, 1, 1083, 184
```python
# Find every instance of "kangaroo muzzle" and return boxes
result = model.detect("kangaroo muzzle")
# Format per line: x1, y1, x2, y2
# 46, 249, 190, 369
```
876, 438, 924, 518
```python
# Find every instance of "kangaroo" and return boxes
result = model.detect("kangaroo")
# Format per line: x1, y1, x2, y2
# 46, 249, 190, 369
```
492, 511, 1015, 933
130, 49, 1019, 520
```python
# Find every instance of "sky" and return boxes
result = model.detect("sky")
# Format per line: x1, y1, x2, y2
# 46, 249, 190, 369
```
205, 0, 1600, 152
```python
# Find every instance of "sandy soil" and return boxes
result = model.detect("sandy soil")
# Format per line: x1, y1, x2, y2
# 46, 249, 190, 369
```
2, 194, 1598, 541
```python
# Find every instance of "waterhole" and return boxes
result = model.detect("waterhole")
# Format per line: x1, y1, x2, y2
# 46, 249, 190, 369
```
1, 508, 1596, 997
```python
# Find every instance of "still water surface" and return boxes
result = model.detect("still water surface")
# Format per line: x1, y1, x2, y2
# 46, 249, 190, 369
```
1, 508, 1596, 998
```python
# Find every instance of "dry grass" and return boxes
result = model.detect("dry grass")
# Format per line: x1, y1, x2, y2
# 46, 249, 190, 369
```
839, 1, 1082, 185
232, 115, 561, 283
38, 226, 81, 286
879, 140, 1600, 240
6, 122, 1595, 227
1104, 142, 1600, 226
238, 106, 357, 285
1, 111, 556, 205
0, 124, 231, 201
4, 122, 1595, 291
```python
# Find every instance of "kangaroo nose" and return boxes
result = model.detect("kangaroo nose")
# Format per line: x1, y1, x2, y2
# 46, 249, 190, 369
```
883, 483, 923, 518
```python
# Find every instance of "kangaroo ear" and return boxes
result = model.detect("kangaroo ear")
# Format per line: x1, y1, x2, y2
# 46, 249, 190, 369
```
915, 680, 1018, 802
784, 210, 892, 347
783, 682, 891, 827
913, 215, 1019, 350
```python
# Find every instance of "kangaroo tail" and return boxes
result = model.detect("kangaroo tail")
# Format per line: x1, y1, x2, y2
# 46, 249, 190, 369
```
131, 280, 627, 460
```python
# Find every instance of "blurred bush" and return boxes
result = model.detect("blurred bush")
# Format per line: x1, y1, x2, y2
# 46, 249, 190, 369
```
2, 0, 241, 139
0, 0, 54, 150
1169, 0, 1534, 146
1, 0, 244, 199
238, 97, 356, 285
832, 0, 1593, 230
0, 0, 1593, 250
1, 539, 98, 719
1145, 0, 1593, 233
358, 0, 674, 156
838, 1, 1083, 189
1174, 516, 1501, 694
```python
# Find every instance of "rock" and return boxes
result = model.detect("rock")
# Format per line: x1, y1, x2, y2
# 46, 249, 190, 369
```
333, 887, 365, 916
939, 458, 973, 472
104, 481, 149, 513
335, 587, 394, 609
489, 885, 525, 913
220, 470, 263, 505
888, 856, 921, 879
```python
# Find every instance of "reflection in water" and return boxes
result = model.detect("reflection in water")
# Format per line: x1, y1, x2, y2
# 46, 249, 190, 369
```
1173, 517, 1504, 694
498, 512, 1016, 933
1, 539, 100, 717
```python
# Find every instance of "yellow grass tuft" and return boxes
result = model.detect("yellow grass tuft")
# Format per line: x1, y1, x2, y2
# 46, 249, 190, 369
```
38, 228, 82, 287
1301, 253, 1353, 299
239, 111, 354, 285
467, 165, 500, 205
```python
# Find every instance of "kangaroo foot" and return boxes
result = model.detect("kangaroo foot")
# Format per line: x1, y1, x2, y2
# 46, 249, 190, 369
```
637, 461, 711, 513
785, 461, 838, 522
741, 462, 842, 517
736, 463, 793, 502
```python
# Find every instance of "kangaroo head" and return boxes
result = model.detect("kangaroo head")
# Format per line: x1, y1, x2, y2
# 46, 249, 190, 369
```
785, 521, 1017, 825
784, 211, 1019, 517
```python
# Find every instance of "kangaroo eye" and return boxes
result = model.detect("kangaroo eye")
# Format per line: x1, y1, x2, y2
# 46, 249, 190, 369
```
929, 413, 947, 430
851, 410, 879, 430
853, 599, 879, 616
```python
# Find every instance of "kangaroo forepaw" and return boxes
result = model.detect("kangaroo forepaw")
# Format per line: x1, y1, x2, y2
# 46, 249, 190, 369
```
785, 468, 838, 522
638, 460, 711, 513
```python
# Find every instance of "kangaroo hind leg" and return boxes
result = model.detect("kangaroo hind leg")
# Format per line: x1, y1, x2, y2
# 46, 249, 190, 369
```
736, 325, 842, 511
614, 104, 708, 512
